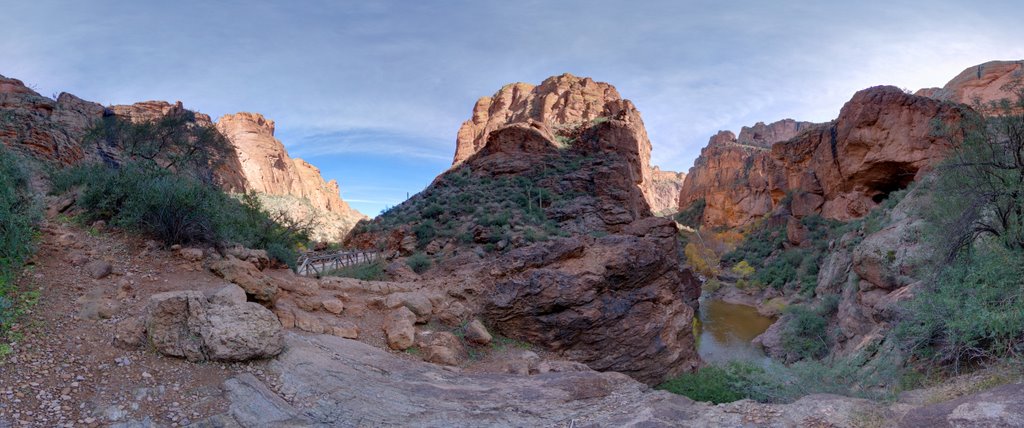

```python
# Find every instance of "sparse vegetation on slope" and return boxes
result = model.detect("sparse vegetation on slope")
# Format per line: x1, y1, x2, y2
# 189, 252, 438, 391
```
0, 146, 41, 351
50, 117, 313, 268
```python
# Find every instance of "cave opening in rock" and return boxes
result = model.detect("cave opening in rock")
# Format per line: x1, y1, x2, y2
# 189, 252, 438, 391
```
864, 162, 918, 204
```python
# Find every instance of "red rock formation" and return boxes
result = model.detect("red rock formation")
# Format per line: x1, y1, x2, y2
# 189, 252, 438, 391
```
679, 87, 972, 227
350, 74, 702, 384
110, 100, 213, 125
649, 166, 686, 215
916, 60, 1023, 113
0, 75, 104, 164
737, 119, 815, 147
453, 73, 667, 211
676, 129, 779, 227
770, 86, 971, 221
216, 112, 366, 241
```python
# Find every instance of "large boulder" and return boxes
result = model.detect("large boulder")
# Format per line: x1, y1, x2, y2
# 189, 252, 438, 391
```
383, 307, 416, 351
483, 221, 701, 386
209, 257, 279, 305
144, 289, 284, 362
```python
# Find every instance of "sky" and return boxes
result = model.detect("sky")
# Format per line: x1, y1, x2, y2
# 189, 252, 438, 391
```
3, 1, 1023, 216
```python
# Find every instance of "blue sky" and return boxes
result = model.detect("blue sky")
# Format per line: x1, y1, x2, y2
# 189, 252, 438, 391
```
3, 1, 1023, 215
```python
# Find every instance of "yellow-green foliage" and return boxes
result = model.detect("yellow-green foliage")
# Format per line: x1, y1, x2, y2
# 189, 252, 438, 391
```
731, 260, 756, 289
685, 241, 720, 277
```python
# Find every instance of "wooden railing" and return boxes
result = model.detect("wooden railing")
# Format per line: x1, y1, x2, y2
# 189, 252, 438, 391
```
296, 249, 381, 277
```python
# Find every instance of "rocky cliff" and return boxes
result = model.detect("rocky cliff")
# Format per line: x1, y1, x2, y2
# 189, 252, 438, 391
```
215, 113, 366, 241
453, 73, 673, 212
916, 60, 1023, 112
649, 166, 686, 215
0, 75, 364, 241
677, 119, 810, 227
679, 87, 972, 228
348, 75, 701, 385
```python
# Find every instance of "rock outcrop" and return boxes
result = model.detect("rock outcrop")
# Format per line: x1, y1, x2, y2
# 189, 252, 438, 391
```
348, 74, 701, 385
0, 73, 365, 242
916, 60, 1023, 113
453, 73, 668, 211
738, 119, 815, 148
484, 219, 700, 385
144, 288, 284, 362
649, 166, 686, 215
0, 75, 105, 164
679, 87, 972, 228
215, 332, 1002, 427
216, 112, 366, 241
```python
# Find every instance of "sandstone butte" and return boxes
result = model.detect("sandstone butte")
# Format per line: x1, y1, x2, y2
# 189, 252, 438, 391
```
345, 73, 703, 385
679, 60, 1022, 229
454, 73, 686, 215
0, 76, 364, 240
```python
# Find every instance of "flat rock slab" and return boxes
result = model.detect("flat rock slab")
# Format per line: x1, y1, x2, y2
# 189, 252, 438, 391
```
218, 333, 1024, 427
898, 383, 1024, 427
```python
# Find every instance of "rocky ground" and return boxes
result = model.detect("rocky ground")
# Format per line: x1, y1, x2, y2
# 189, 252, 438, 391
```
2, 201, 1023, 427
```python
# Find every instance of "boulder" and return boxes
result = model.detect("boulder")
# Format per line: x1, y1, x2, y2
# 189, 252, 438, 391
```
207, 284, 247, 306
178, 247, 204, 262
384, 292, 433, 324
463, 319, 492, 345
483, 226, 701, 386
144, 290, 283, 362
329, 321, 360, 339
112, 316, 146, 349
85, 260, 113, 279
416, 331, 464, 366
209, 257, 279, 305
384, 307, 416, 350
321, 298, 345, 315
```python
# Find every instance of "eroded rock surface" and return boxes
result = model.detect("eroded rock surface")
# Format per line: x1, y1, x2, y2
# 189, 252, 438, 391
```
144, 289, 284, 362
916, 60, 1023, 113
213, 332, 930, 427
679, 87, 972, 228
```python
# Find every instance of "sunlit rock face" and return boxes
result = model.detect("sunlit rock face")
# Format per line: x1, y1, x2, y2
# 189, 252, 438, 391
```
916, 60, 1023, 113
216, 112, 366, 241
678, 86, 972, 228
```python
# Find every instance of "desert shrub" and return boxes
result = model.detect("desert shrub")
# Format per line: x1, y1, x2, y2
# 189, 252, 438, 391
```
897, 243, 1024, 368
84, 113, 231, 182
684, 241, 720, 277
657, 362, 767, 404
675, 199, 706, 229
780, 303, 831, 360
421, 203, 444, 219
732, 260, 756, 289
51, 162, 310, 267
0, 147, 41, 339
413, 220, 437, 247
406, 252, 431, 273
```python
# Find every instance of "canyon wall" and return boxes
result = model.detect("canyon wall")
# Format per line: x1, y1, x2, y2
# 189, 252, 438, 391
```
0, 75, 363, 241
679, 87, 972, 228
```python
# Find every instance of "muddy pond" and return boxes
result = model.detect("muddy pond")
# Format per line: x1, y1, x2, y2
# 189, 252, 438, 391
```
696, 299, 776, 364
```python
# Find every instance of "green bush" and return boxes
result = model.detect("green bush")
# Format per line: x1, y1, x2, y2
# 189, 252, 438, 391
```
781, 304, 830, 360
658, 362, 778, 404
897, 243, 1024, 366
0, 147, 40, 337
50, 162, 310, 267
413, 220, 437, 247
406, 252, 431, 274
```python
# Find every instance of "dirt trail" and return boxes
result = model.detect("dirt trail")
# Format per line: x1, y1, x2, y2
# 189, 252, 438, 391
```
0, 210, 272, 426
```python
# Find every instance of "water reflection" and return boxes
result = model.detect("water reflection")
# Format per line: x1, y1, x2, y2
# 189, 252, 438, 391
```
696, 299, 776, 364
